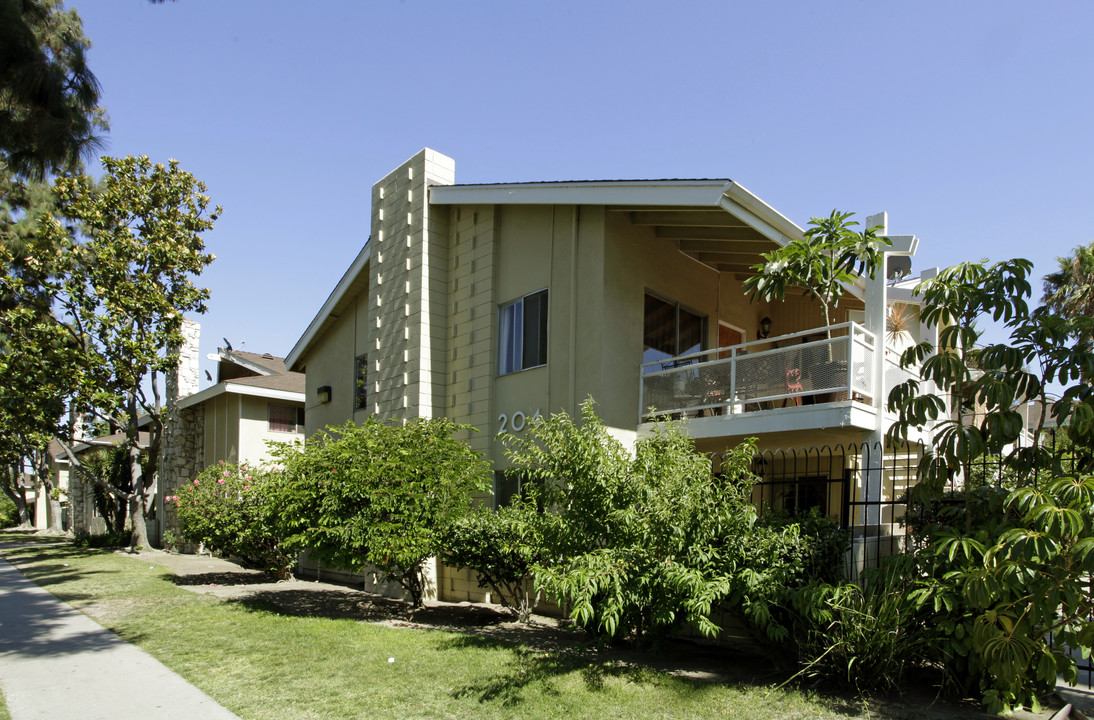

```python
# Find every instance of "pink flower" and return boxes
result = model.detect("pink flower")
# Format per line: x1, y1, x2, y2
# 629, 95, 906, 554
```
243, 485, 250, 491
218, 479, 225, 485
222, 471, 229, 477
193, 479, 200, 485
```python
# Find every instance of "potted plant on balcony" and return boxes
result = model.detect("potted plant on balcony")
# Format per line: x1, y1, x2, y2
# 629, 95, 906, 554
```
742, 210, 890, 401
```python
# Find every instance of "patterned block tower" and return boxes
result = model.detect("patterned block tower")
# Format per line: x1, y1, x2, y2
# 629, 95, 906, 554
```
368, 150, 455, 422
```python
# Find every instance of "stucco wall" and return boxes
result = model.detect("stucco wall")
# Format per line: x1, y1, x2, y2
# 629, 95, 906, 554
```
238, 395, 304, 463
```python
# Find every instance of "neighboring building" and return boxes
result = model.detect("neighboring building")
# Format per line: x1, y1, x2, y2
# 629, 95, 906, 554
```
157, 332, 306, 545
286, 148, 945, 601
49, 431, 151, 536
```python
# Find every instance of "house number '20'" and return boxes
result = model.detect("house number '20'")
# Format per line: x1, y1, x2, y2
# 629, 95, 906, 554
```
497, 409, 541, 435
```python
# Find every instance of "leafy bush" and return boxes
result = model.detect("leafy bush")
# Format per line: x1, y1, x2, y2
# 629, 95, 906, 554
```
906, 476, 1094, 714
174, 462, 294, 578
442, 500, 545, 622
80, 445, 132, 534
755, 508, 849, 586
783, 554, 929, 694
0, 492, 20, 528
503, 401, 767, 644
73, 529, 131, 548
269, 418, 490, 607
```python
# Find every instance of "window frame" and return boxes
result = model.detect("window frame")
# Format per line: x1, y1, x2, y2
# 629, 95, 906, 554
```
642, 291, 707, 372
497, 288, 548, 376
268, 404, 305, 433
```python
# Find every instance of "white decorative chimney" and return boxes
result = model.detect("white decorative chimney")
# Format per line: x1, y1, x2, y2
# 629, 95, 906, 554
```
169, 319, 201, 402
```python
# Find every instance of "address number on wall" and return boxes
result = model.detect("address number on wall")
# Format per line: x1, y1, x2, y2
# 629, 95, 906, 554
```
496, 409, 542, 435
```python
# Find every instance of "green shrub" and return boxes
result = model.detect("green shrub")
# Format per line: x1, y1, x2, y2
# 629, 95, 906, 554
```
442, 500, 545, 622
0, 493, 19, 528
503, 401, 765, 645
269, 417, 490, 607
174, 462, 294, 578
783, 554, 929, 694
755, 508, 850, 586
73, 529, 131, 548
905, 476, 1094, 714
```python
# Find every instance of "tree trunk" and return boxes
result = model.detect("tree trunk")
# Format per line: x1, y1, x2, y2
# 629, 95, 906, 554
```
128, 443, 149, 549
1, 465, 32, 527
34, 456, 63, 533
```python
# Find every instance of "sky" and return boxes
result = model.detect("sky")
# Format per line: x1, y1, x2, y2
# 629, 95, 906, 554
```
72, 0, 1094, 387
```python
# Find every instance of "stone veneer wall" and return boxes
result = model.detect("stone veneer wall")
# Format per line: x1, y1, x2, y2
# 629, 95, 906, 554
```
68, 467, 105, 535
159, 405, 204, 544
160, 319, 204, 547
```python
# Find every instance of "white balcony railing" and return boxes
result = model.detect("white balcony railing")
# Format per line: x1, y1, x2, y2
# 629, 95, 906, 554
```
639, 322, 877, 421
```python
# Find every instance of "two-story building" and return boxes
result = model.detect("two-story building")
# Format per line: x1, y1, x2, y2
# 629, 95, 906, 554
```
286, 148, 942, 599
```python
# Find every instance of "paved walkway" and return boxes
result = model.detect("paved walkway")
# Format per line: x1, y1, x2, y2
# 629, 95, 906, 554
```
0, 555, 239, 720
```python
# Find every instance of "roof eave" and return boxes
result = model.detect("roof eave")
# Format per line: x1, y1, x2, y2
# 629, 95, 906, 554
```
429, 179, 736, 207
178, 382, 305, 410
286, 242, 371, 371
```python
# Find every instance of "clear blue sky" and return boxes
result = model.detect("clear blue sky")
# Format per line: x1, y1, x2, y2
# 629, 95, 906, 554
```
74, 0, 1094, 386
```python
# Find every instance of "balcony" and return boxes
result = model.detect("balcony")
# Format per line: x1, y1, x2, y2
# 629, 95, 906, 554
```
639, 323, 886, 439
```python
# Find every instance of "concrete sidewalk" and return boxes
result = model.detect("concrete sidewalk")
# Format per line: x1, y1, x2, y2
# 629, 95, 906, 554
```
0, 556, 239, 720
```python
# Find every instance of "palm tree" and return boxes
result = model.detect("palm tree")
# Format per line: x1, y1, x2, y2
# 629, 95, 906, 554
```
1043, 242, 1094, 324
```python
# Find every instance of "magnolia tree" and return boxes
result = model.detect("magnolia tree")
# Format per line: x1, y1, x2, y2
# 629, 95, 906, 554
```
0, 155, 219, 548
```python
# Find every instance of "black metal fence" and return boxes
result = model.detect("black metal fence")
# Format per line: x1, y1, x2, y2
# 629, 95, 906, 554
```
711, 441, 917, 582
710, 434, 1094, 687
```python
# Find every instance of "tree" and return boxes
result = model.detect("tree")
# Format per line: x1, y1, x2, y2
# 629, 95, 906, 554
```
0, 0, 107, 179
743, 210, 890, 334
1, 154, 219, 548
1043, 242, 1094, 360
887, 259, 1094, 499
270, 418, 490, 608
883, 257, 1094, 712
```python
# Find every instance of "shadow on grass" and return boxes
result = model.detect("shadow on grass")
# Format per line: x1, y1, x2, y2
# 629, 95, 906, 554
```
171, 570, 268, 587
229, 587, 514, 626
436, 630, 796, 710
444, 635, 751, 709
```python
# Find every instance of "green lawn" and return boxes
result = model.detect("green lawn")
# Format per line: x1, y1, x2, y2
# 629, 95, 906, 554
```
0, 538, 895, 720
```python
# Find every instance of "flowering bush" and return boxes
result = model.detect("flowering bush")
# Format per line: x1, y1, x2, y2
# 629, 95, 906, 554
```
173, 462, 294, 578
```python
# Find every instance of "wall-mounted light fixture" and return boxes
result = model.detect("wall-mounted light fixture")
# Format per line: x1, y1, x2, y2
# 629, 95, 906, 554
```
759, 317, 773, 339
316, 385, 332, 404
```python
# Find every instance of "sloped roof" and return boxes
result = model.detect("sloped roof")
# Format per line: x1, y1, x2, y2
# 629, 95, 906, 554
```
222, 350, 288, 376
224, 371, 305, 394
180, 349, 305, 410
49, 431, 153, 461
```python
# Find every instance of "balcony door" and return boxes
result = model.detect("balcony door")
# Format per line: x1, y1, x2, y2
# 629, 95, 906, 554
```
718, 322, 742, 360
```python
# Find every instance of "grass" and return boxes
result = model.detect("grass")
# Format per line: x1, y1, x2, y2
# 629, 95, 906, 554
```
0, 536, 922, 720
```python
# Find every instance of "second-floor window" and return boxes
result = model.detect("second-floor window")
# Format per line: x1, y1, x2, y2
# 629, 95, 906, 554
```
354, 354, 368, 411
269, 404, 305, 433
498, 289, 548, 376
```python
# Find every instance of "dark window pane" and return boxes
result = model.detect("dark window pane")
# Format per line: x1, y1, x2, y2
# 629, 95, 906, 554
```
522, 290, 548, 368
354, 354, 368, 410
678, 307, 705, 356
269, 404, 295, 432
643, 294, 675, 368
